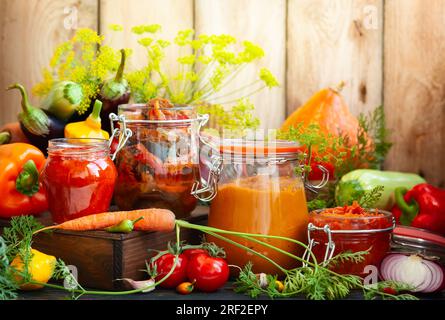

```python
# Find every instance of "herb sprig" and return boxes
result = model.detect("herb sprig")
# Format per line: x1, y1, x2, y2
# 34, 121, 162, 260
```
234, 250, 417, 300
0, 237, 18, 300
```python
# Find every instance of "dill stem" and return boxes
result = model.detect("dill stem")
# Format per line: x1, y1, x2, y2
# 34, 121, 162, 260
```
28, 254, 180, 297
175, 220, 319, 269
204, 230, 287, 274
206, 80, 261, 102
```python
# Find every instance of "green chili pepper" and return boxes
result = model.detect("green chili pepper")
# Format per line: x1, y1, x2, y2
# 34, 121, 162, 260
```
105, 217, 144, 234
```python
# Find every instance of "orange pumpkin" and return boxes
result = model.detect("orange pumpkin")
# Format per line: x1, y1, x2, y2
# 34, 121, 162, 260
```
281, 82, 361, 146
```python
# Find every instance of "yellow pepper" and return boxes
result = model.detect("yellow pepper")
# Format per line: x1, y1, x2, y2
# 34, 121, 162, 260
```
64, 100, 109, 140
10, 248, 57, 290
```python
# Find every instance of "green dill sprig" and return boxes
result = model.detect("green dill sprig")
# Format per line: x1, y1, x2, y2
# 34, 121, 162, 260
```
358, 106, 392, 169
0, 237, 19, 300
358, 185, 385, 208
234, 249, 417, 301
363, 280, 418, 300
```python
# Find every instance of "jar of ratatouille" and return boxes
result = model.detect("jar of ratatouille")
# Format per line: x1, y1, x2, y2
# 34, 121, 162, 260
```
110, 99, 209, 219
42, 138, 117, 223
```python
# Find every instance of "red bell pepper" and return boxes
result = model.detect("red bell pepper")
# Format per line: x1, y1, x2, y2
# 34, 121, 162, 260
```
392, 184, 445, 235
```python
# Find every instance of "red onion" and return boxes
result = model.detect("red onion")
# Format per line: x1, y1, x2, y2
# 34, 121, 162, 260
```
380, 253, 445, 293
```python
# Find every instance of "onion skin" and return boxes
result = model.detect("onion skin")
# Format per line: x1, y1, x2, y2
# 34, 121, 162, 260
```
379, 253, 445, 293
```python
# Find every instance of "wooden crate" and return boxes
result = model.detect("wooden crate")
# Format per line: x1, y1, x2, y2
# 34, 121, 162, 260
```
0, 209, 208, 291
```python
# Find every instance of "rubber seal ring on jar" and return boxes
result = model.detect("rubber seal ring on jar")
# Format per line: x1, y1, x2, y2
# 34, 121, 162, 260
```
109, 113, 133, 161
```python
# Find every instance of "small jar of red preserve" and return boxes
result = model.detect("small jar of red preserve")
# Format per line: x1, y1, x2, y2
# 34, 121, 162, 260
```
304, 203, 395, 276
42, 138, 117, 223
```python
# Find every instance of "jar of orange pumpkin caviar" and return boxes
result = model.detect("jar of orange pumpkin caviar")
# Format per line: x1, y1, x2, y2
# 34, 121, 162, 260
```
193, 139, 329, 275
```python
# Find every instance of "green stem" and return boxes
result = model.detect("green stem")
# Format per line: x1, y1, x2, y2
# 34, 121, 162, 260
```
0, 131, 11, 144
89, 100, 103, 121
204, 230, 287, 274
115, 49, 126, 82
30, 254, 180, 297
7, 83, 32, 114
175, 220, 319, 270
131, 217, 144, 225
213, 86, 266, 105
15, 160, 40, 197
204, 79, 260, 102
239, 234, 319, 271
394, 187, 419, 225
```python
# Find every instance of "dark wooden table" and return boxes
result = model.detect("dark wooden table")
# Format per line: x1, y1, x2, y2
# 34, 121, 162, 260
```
15, 283, 445, 300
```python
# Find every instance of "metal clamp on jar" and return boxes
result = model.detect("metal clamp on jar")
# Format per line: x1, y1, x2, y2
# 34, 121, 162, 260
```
109, 104, 209, 218
304, 209, 396, 275
192, 138, 329, 274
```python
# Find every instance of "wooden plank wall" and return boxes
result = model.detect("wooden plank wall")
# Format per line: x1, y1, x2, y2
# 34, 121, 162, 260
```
0, 0, 443, 185
0, 0, 98, 123
384, 0, 445, 187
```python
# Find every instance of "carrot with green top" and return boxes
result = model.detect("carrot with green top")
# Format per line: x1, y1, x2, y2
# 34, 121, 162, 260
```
35, 208, 176, 234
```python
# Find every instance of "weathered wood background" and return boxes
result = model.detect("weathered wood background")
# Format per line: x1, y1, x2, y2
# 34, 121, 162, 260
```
0, 0, 444, 186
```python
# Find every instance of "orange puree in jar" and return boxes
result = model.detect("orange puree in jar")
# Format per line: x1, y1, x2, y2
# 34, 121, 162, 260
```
208, 175, 308, 275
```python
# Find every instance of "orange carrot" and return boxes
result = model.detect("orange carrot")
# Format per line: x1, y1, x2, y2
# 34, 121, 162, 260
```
36, 208, 176, 233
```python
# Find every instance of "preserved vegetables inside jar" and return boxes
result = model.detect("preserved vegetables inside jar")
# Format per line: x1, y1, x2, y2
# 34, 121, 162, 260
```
309, 203, 394, 275
114, 99, 202, 218
205, 140, 310, 275
42, 138, 117, 223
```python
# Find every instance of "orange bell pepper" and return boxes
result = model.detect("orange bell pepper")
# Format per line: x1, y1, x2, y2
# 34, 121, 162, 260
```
0, 143, 48, 218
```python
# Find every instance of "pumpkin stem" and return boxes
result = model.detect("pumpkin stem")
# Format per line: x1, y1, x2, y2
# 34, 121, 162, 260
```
333, 81, 346, 93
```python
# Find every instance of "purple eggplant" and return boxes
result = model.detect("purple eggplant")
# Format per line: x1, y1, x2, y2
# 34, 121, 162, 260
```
98, 49, 130, 133
7, 83, 65, 154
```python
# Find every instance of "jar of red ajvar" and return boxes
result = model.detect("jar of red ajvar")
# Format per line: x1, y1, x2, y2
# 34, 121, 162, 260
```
42, 138, 117, 223
304, 203, 395, 276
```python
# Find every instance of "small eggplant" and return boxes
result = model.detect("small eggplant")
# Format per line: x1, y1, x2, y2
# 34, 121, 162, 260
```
98, 49, 130, 133
7, 83, 65, 154
41, 81, 83, 122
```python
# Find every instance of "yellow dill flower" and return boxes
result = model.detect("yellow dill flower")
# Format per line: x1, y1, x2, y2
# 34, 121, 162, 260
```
50, 42, 73, 68
138, 37, 154, 47
198, 55, 212, 64
185, 71, 198, 82
259, 68, 279, 88
157, 39, 171, 48
73, 28, 103, 45
91, 45, 120, 81
32, 69, 54, 97
177, 54, 196, 65
108, 24, 123, 32
238, 41, 264, 63
132, 24, 162, 35
175, 29, 194, 46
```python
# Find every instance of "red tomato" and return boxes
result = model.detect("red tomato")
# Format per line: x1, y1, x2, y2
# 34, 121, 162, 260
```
183, 249, 209, 260
187, 253, 229, 292
152, 253, 188, 289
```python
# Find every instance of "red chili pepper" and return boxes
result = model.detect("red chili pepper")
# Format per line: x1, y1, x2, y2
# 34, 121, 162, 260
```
392, 184, 445, 235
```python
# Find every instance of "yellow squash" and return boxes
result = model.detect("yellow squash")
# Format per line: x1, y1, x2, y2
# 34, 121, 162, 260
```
65, 100, 109, 140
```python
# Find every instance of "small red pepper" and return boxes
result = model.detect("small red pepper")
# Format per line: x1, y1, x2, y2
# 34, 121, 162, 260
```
392, 184, 445, 235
